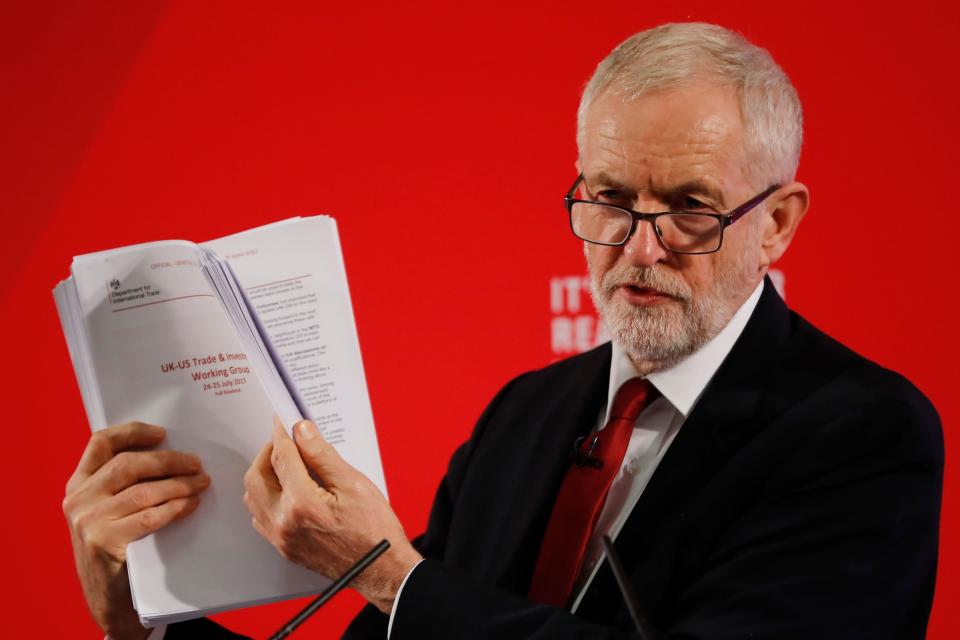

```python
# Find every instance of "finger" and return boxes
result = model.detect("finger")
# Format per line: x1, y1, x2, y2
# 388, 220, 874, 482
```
244, 443, 279, 523
95, 449, 203, 495
70, 422, 166, 485
252, 441, 281, 491
105, 473, 211, 519
270, 418, 314, 492
292, 420, 349, 486
250, 517, 271, 543
109, 495, 201, 542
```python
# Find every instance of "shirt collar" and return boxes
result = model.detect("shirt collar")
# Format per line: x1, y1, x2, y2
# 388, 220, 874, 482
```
607, 280, 764, 419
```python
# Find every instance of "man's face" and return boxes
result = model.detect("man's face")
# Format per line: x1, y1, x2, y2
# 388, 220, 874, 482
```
579, 83, 769, 372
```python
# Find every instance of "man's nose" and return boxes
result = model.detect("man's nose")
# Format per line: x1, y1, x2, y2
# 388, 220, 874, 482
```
622, 218, 668, 267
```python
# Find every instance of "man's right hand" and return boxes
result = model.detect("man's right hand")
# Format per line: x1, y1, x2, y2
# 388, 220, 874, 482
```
63, 422, 211, 640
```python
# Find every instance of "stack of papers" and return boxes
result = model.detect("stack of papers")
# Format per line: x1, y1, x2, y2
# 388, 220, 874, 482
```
54, 217, 386, 626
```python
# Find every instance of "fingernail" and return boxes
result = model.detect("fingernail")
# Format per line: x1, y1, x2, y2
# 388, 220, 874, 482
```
296, 420, 318, 440
198, 473, 211, 486
187, 454, 202, 470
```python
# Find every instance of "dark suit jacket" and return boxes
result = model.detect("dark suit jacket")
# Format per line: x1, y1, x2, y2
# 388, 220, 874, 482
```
168, 279, 943, 639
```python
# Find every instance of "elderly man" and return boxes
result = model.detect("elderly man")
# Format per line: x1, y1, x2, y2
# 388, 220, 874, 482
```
64, 22, 942, 639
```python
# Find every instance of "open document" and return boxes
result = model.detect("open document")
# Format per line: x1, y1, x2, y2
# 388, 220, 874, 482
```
53, 217, 386, 626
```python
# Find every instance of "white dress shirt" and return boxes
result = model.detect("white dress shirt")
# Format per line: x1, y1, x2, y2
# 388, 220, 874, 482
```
118, 281, 763, 640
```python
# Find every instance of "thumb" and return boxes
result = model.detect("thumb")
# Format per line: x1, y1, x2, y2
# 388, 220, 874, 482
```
293, 420, 348, 484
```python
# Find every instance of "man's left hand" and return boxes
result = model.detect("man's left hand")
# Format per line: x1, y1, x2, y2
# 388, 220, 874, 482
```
244, 417, 422, 614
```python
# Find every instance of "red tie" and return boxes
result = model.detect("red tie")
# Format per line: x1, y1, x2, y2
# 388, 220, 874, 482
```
528, 377, 656, 608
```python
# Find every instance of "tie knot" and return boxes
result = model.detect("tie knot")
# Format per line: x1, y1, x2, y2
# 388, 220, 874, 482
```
609, 377, 656, 422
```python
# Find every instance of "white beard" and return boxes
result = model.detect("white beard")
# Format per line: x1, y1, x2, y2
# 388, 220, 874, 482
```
587, 249, 756, 373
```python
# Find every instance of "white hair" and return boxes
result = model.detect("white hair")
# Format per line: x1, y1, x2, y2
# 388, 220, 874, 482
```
577, 22, 803, 187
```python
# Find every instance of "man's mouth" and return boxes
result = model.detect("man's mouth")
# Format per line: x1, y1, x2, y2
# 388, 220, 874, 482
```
616, 284, 674, 305
624, 284, 665, 295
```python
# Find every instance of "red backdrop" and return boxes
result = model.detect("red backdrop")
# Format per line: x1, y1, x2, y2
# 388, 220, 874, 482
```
2, 1, 957, 637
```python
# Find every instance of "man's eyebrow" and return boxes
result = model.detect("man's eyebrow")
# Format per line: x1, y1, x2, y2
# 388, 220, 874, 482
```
658, 181, 727, 209
584, 174, 728, 208
584, 171, 634, 192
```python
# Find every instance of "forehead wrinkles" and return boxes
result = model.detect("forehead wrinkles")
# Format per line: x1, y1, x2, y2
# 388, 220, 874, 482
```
582, 90, 744, 195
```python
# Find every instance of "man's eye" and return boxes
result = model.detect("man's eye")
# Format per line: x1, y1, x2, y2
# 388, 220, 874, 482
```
595, 190, 624, 202
679, 195, 709, 210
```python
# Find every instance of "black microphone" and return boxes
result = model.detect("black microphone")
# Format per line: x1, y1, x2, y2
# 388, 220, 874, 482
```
571, 434, 603, 469
268, 539, 391, 640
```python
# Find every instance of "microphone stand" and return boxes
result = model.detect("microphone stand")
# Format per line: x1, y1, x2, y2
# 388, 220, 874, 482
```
268, 539, 391, 640
602, 535, 657, 640
270, 536, 651, 638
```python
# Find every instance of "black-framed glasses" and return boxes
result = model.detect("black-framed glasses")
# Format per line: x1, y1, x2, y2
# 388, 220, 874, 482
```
564, 174, 780, 255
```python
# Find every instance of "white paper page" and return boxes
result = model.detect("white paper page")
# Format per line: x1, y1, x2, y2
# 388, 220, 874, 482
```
71, 241, 330, 624
54, 279, 105, 429
204, 217, 386, 494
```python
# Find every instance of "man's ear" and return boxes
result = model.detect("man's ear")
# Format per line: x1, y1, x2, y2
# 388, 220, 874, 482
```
760, 182, 809, 268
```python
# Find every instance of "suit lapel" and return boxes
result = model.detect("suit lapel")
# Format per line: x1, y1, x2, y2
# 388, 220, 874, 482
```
576, 277, 794, 623
466, 343, 612, 591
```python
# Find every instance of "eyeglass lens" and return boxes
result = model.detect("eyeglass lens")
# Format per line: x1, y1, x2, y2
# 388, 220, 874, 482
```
570, 202, 722, 253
